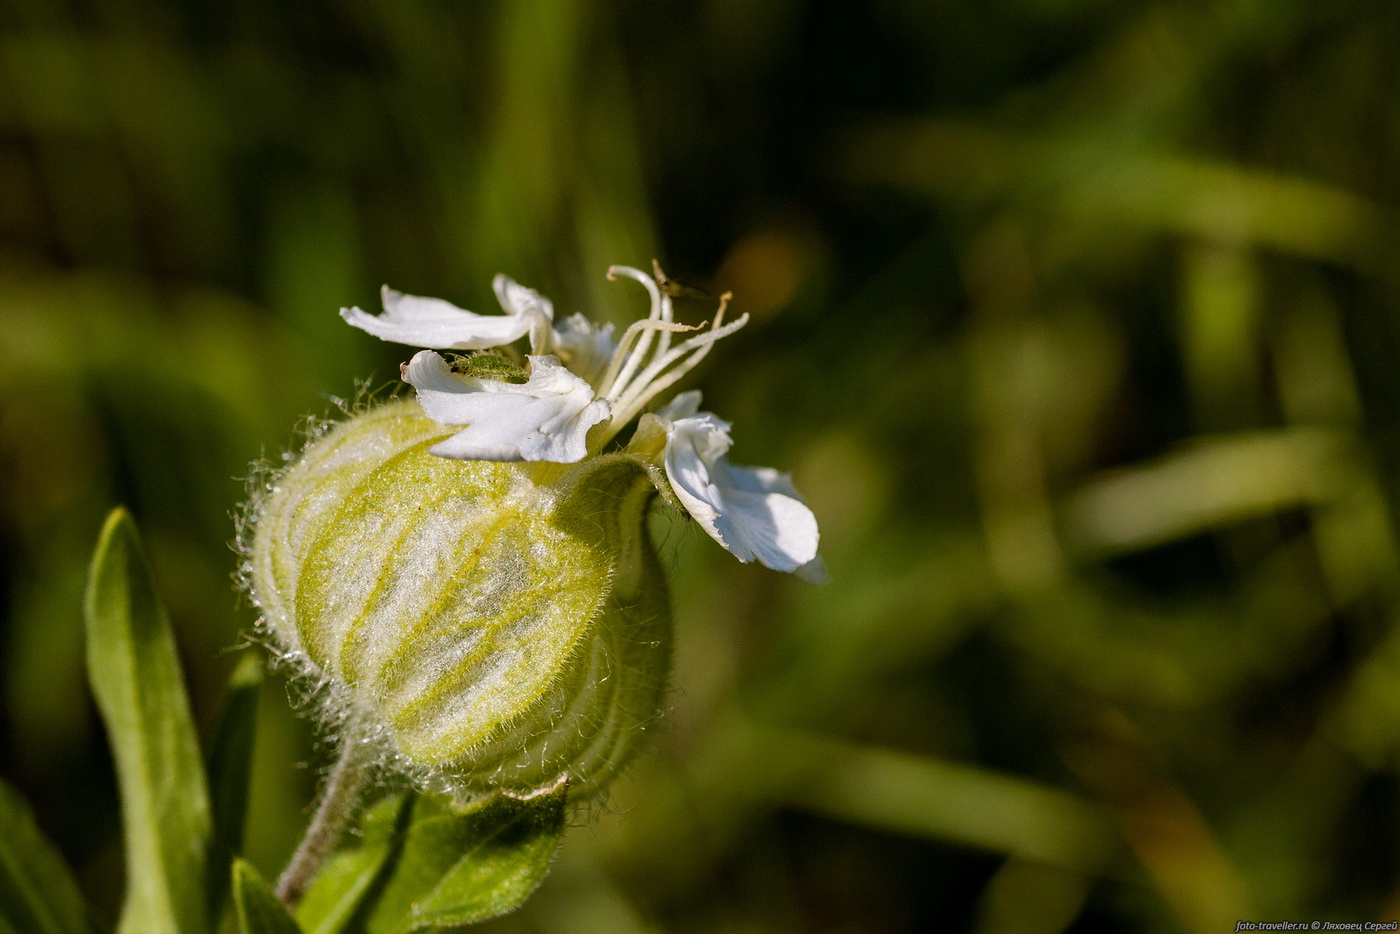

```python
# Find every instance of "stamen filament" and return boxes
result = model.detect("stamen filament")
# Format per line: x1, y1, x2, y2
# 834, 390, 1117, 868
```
647, 261, 679, 356
591, 274, 745, 448
607, 265, 663, 310
611, 300, 746, 426
610, 346, 713, 428
598, 319, 698, 400
606, 266, 665, 398
614, 303, 738, 409
655, 292, 676, 357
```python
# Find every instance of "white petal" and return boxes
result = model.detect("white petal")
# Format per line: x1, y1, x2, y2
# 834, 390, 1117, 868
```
661, 412, 821, 575
493, 274, 555, 323
552, 313, 617, 386
662, 414, 730, 533
710, 461, 821, 572
400, 350, 509, 424
492, 275, 556, 354
340, 286, 535, 349
402, 352, 609, 463
655, 389, 702, 421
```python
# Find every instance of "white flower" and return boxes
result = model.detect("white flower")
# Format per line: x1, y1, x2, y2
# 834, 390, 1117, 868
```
402, 351, 609, 463
340, 275, 553, 351
653, 392, 827, 582
342, 263, 824, 579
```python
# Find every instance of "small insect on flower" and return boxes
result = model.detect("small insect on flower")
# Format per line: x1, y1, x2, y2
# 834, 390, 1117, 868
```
246, 263, 824, 803
651, 258, 712, 299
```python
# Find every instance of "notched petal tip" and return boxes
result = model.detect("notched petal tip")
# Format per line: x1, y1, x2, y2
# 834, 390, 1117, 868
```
494, 274, 556, 322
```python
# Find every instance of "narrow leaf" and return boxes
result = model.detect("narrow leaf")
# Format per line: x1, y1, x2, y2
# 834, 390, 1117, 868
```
296, 794, 411, 934
232, 860, 302, 934
85, 508, 212, 934
364, 784, 568, 933
0, 779, 99, 934
208, 654, 265, 923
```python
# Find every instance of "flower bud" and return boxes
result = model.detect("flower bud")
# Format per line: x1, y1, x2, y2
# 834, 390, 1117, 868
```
246, 399, 670, 800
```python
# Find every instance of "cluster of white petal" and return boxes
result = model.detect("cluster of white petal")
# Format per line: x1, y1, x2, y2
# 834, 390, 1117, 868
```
403, 351, 610, 464
341, 266, 823, 580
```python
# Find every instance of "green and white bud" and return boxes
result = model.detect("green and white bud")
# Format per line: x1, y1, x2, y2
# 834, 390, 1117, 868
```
246, 399, 670, 800
246, 264, 826, 805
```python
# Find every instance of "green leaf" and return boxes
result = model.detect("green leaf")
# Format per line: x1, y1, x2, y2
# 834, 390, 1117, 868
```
232, 860, 302, 934
296, 794, 411, 934
364, 784, 568, 933
85, 508, 212, 934
0, 778, 100, 934
231, 862, 302, 934
207, 654, 265, 923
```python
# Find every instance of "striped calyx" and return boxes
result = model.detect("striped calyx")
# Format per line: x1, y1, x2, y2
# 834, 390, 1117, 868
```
248, 399, 670, 800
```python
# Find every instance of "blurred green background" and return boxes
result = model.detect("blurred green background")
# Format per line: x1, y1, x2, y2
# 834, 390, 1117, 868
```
5, 0, 1400, 931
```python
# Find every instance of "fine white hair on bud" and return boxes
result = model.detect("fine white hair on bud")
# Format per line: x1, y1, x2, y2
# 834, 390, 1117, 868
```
247, 399, 670, 801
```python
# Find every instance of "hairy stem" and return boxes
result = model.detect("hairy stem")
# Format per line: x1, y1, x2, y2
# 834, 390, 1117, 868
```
275, 733, 373, 908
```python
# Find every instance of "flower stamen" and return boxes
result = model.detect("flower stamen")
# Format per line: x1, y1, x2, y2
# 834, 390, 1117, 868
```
605, 265, 669, 397
611, 294, 744, 427
332, 262, 823, 582
597, 318, 699, 400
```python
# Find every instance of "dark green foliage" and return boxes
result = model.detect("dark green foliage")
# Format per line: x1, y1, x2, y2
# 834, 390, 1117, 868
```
85, 510, 211, 934
208, 656, 266, 924
0, 780, 99, 934
295, 789, 567, 934
361, 788, 567, 932
49, 511, 570, 933
232, 861, 302, 934
296, 795, 413, 934
5, 2, 1400, 931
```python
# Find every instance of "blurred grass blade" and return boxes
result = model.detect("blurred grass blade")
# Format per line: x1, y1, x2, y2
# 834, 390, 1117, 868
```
364, 783, 568, 932
768, 732, 1119, 874
85, 508, 211, 934
1062, 428, 1356, 555
0, 778, 99, 934
297, 794, 411, 934
842, 119, 1391, 271
976, 859, 1093, 934
232, 860, 302, 934
207, 654, 265, 923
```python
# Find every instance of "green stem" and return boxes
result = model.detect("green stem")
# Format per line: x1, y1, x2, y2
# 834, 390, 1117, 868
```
275, 734, 373, 909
